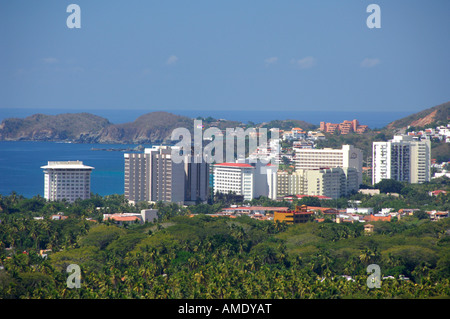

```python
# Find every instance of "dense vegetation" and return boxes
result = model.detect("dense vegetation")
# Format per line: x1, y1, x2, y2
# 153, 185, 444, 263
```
0, 181, 449, 299
0, 113, 111, 142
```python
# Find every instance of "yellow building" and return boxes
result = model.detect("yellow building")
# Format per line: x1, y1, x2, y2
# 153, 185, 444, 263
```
274, 205, 314, 224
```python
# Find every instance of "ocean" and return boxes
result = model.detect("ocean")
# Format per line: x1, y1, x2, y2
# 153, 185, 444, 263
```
0, 141, 149, 199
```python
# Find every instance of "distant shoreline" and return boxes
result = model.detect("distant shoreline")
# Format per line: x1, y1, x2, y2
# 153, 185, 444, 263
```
91, 145, 145, 152
0, 108, 410, 129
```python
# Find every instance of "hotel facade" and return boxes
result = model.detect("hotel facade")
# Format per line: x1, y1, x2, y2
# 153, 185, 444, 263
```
124, 146, 209, 205
277, 167, 359, 199
41, 160, 93, 202
294, 144, 363, 185
372, 135, 431, 185
212, 161, 278, 201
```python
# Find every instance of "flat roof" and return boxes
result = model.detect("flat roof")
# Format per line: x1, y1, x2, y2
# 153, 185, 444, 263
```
214, 163, 254, 168
108, 216, 140, 222
41, 161, 94, 169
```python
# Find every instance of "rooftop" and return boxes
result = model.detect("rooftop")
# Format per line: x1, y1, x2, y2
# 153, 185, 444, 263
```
285, 195, 333, 200
41, 160, 94, 170
224, 206, 289, 211
214, 163, 254, 168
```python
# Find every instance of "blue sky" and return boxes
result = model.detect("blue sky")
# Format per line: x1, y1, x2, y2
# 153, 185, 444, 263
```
0, 0, 449, 115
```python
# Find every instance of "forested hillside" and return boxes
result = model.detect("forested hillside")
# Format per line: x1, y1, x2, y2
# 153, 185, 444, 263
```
1, 181, 449, 299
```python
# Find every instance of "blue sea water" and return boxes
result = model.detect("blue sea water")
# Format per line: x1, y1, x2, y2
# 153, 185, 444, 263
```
0, 141, 150, 199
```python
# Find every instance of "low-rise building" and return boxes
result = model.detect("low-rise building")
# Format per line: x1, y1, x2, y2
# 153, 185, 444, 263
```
206, 205, 284, 220
429, 190, 447, 196
346, 207, 374, 215
364, 214, 392, 222
273, 205, 315, 224
358, 189, 380, 196
427, 210, 449, 221
51, 212, 68, 220
282, 128, 307, 141
336, 213, 365, 223
103, 209, 158, 225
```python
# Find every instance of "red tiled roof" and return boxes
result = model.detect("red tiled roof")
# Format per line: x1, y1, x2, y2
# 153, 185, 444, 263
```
224, 206, 289, 211
430, 190, 447, 195
427, 211, 449, 216
364, 215, 392, 222
109, 216, 140, 222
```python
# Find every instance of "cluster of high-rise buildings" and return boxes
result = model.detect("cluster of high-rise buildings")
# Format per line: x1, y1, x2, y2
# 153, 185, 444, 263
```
40, 131, 433, 204
119, 143, 365, 203
124, 146, 209, 205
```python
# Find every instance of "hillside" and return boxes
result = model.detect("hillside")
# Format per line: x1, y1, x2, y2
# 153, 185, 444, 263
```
96, 111, 195, 144
261, 119, 317, 131
0, 111, 198, 144
0, 111, 316, 144
1, 190, 450, 299
0, 113, 111, 142
387, 101, 450, 130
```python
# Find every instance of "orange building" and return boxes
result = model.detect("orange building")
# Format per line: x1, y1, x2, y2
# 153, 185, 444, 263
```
319, 119, 368, 135
274, 205, 315, 224
364, 214, 392, 222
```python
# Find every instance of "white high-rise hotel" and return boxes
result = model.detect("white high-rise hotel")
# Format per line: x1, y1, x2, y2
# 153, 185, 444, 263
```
372, 135, 431, 184
41, 161, 94, 202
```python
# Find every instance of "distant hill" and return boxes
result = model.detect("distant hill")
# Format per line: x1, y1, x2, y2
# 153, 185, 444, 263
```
0, 113, 111, 142
387, 101, 450, 130
0, 111, 201, 144
96, 111, 195, 144
11, 105, 449, 144
260, 119, 317, 131
0, 111, 317, 144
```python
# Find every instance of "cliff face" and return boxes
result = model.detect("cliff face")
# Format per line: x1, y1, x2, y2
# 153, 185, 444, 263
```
409, 110, 438, 128
387, 102, 449, 130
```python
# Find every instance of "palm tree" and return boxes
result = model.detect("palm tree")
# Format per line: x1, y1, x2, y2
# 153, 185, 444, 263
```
29, 224, 40, 250
359, 248, 377, 265
9, 191, 18, 205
